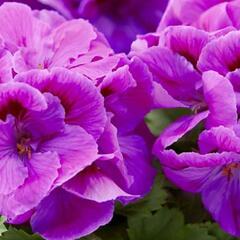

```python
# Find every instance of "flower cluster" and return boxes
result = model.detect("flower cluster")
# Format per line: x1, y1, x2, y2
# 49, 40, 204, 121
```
0, 2, 156, 240
130, 0, 240, 237
1, 0, 240, 239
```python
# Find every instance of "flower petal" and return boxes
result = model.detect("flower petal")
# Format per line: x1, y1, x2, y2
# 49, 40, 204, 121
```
198, 126, 240, 154
0, 116, 27, 196
50, 19, 97, 68
0, 2, 48, 52
63, 166, 132, 202
138, 46, 201, 103
31, 188, 114, 240
20, 93, 65, 140
40, 124, 98, 186
3, 152, 60, 220
118, 134, 156, 196
198, 31, 240, 75
203, 71, 237, 128
153, 111, 209, 151
202, 170, 240, 237
195, 2, 233, 31
105, 57, 153, 133
160, 26, 209, 66
159, 148, 240, 237
0, 82, 47, 119
0, 50, 13, 83
15, 68, 107, 139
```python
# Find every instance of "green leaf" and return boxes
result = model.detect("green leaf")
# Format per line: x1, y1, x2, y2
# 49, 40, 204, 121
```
127, 207, 225, 240
181, 224, 215, 240
117, 174, 168, 217
199, 222, 237, 240
0, 227, 42, 240
0, 217, 7, 236
81, 234, 102, 240
127, 207, 184, 240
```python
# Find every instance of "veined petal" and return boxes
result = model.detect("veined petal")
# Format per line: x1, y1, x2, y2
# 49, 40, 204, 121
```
198, 126, 240, 154
3, 152, 60, 219
31, 188, 114, 240
40, 125, 98, 186
0, 82, 47, 119
138, 46, 201, 103
63, 166, 132, 202
15, 68, 107, 140
203, 71, 237, 128
198, 31, 240, 75
160, 26, 209, 66
153, 111, 209, 151
20, 93, 65, 140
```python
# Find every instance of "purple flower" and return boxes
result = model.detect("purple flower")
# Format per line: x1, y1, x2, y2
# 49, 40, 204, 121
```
0, 69, 109, 239
138, 5, 240, 236
0, 3, 156, 239
0, 66, 155, 240
37, 0, 168, 53
158, 0, 240, 32
155, 125, 240, 237
131, 26, 238, 150
0, 2, 116, 80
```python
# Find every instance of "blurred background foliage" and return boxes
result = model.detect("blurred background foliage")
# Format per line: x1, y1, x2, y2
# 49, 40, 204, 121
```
0, 109, 238, 240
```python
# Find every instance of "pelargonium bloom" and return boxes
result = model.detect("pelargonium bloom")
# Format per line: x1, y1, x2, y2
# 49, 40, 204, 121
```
37, 0, 169, 53
138, 5, 240, 237
154, 123, 240, 237
130, 25, 238, 150
158, 0, 240, 32
0, 2, 117, 80
0, 3, 156, 240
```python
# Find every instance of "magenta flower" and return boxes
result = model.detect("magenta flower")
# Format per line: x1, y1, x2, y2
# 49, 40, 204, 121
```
0, 2, 117, 80
139, 5, 240, 236
36, 0, 168, 53
131, 25, 237, 150
0, 66, 154, 240
0, 3, 155, 239
0, 69, 110, 239
158, 0, 240, 32
155, 124, 240, 237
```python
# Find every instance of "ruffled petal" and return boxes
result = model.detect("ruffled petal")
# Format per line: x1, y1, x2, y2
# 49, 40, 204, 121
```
0, 82, 47, 119
160, 26, 209, 66
198, 126, 240, 154
70, 54, 122, 80
0, 2, 48, 52
20, 93, 65, 140
40, 125, 98, 186
202, 170, 240, 237
3, 152, 60, 220
15, 68, 107, 139
31, 188, 114, 240
157, 149, 240, 169
203, 71, 237, 128
158, 148, 240, 237
138, 46, 201, 103
0, 50, 13, 82
195, 2, 233, 31
50, 19, 97, 68
198, 31, 240, 75
153, 111, 209, 151
63, 166, 132, 202
118, 134, 156, 196
105, 57, 153, 133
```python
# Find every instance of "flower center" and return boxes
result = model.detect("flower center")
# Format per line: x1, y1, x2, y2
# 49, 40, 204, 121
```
17, 137, 32, 159
222, 162, 240, 180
